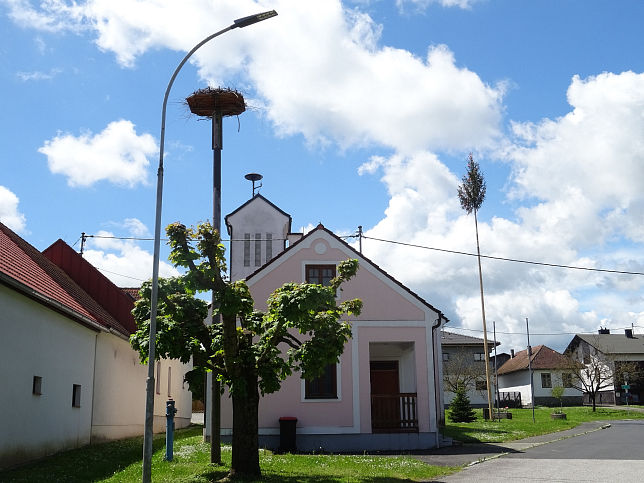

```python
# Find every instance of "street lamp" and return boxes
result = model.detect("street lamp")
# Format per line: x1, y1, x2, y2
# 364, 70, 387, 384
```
142, 10, 277, 483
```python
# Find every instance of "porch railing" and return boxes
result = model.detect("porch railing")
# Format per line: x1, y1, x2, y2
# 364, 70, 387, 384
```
371, 393, 418, 433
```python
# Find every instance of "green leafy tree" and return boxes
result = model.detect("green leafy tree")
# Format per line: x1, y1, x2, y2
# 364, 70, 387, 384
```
551, 385, 565, 413
130, 222, 362, 479
448, 387, 477, 423
457, 154, 494, 422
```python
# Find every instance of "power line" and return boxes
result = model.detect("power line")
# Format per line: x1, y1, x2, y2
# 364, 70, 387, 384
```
94, 266, 148, 282
446, 324, 643, 337
363, 235, 644, 277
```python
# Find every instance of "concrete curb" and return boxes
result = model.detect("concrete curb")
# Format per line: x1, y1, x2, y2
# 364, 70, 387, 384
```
466, 423, 612, 467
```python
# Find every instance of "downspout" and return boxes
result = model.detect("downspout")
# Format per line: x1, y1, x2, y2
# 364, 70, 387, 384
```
431, 314, 444, 448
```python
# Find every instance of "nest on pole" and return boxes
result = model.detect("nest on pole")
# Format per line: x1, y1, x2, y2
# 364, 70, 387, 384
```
186, 87, 246, 117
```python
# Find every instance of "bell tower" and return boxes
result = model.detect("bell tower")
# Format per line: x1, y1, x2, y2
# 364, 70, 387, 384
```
225, 175, 292, 281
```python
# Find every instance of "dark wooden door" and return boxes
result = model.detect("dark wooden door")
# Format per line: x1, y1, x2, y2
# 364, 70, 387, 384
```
370, 361, 400, 432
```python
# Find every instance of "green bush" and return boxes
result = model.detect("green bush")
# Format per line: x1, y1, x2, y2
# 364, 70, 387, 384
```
449, 387, 477, 423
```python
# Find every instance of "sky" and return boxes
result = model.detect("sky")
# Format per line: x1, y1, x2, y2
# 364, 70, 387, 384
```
2, 0, 644, 353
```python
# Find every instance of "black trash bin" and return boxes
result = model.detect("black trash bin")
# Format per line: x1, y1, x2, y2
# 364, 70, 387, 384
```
279, 417, 297, 453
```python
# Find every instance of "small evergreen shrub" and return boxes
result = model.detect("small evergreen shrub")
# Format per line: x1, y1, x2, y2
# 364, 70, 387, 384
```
449, 387, 477, 423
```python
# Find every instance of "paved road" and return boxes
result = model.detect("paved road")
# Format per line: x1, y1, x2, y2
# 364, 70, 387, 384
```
434, 420, 644, 482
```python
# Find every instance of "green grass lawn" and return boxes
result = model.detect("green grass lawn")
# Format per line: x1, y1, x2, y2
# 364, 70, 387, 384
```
442, 406, 644, 443
0, 426, 458, 482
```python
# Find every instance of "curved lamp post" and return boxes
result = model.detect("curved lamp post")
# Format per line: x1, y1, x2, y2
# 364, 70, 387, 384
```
143, 10, 277, 483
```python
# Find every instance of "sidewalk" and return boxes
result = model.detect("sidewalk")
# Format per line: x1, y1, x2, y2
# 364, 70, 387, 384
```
409, 421, 611, 467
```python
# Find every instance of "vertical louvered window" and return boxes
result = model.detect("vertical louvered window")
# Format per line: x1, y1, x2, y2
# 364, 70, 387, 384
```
243, 233, 251, 267
254, 233, 261, 266
266, 233, 273, 261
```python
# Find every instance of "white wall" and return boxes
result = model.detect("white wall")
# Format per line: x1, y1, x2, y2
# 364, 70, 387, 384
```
499, 370, 582, 406
498, 371, 532, 406
91, 334, 192, 442
0, 286, 96, 469
226, 198, 290, 282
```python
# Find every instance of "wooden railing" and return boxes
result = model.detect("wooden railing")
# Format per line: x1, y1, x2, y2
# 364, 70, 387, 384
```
371, 393, 418, 433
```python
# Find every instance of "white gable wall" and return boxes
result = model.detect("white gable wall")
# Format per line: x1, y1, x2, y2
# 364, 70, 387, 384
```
226, 197, 291, 282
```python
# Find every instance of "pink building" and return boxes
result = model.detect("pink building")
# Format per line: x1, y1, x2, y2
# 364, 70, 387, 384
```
212, 195, 448, 451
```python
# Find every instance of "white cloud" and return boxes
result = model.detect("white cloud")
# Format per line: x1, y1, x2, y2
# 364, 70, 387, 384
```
0, 186, 27, 232
396, 0, 479, 11
39, 120, 157, 187
16, 67, 62, 81
507, 71, 644, 244
358, 71, 644, 352
2, 0, 85, 33
10, 0, 504, 154
84, 222, 179, 287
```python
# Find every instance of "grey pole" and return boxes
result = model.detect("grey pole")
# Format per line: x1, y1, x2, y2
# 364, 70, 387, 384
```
493, 320, 500, 413
142, 11, 277, 482
526, 317, 535, 423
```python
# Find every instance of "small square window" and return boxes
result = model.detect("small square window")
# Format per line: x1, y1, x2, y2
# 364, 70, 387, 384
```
72, 384, 81, 408
305, 265, 336, 286
541, 373, 552, 388
305, 363, 337, 399
33, 376, 42, 396
475, 380, 487, 391
474, 353, 485, 361
443, 353, 450, 362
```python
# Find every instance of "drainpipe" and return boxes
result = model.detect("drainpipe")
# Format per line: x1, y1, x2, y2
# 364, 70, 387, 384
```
431, 314, 445, 448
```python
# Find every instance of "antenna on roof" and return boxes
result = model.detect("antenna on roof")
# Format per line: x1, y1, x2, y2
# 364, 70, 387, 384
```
80, 232, 86, 257
245, 173, 263, 197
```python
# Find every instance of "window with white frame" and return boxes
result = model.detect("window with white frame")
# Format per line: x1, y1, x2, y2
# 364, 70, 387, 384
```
541, 372, 552, 388
474, 352, 485, 361
304, 363, 337, 399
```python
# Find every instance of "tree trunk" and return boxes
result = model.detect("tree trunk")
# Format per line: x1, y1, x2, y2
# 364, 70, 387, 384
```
229, 372, 261, 478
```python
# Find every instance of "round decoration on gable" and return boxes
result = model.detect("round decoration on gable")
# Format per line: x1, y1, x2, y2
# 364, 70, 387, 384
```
186, 87, 245, 117
314, 242, 327, 255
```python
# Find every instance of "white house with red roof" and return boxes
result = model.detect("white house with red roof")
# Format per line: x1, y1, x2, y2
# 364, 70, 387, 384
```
497, 345, 582, 407
0, 223, 192, 469
210, 195, 448, 451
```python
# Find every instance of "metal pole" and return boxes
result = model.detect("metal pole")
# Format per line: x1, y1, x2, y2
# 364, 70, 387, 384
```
142, 11, 277, 481
493, 320, 500, 414
209, 111, 223, 464
526, 317, 535, 423
358, 225, 363, 253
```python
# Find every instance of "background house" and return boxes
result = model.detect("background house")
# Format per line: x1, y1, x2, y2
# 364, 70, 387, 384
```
0, 223, 191, 469
207, 194, 448, 452
497, 345, 582, 407
441, 330, 500, 408
565, 329, 644, 405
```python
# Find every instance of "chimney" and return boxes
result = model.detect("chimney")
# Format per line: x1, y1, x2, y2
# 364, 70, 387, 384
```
510, 349, 515, 358
625, 328, 634, 338
598, 327, 610, 334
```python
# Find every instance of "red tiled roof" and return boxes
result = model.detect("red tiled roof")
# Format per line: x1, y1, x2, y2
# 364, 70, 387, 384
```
497, 345, 575, 375
0, 223, 129, 336
121, 287, 142, 301
43, 239, 136, 334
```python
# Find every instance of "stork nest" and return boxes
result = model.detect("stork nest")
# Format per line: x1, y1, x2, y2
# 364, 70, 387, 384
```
186, 87, 246, 117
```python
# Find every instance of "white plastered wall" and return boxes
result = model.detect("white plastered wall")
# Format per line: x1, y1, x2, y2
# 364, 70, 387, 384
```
0, 286, 95, 469
91, 333, 192, 442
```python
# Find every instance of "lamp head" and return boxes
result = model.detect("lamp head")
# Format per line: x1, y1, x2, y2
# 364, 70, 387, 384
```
233, 10, 278, 29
